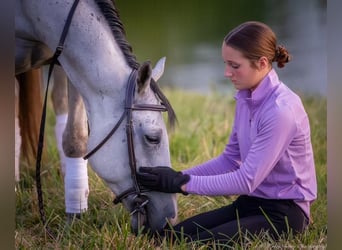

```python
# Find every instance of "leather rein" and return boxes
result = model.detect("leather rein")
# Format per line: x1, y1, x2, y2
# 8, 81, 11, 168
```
36, 0, 167, 235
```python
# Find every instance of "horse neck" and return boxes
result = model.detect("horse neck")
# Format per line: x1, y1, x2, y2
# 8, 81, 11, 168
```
42, 0, 132, 116
16, 0, 137, 139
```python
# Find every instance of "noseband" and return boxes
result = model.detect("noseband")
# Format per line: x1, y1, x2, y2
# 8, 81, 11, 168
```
83, 70, 168, 216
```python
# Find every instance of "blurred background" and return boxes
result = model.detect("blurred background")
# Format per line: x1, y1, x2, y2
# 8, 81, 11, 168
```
116, 0, 326, 97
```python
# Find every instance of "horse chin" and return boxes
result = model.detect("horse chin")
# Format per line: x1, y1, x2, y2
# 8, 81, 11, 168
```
130, 213, 149, 235
128, 192, 178, 235
166, 214, 178, 225
130, 212, 177, 236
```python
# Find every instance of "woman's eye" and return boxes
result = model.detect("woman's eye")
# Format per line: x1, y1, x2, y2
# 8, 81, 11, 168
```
230, 63, 240, 69
225, 61, 240, 69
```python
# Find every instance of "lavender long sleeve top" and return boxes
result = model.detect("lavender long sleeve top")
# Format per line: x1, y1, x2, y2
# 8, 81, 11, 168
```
183, 69, 317, 219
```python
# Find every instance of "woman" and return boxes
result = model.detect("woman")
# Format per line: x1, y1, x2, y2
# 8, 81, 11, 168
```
137, 21, 317, 245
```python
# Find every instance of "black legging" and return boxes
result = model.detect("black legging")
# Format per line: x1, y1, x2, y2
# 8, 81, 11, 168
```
161, 195, 309, 245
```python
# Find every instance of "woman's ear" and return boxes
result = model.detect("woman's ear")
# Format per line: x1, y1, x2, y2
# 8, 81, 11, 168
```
258, 56, 269, 70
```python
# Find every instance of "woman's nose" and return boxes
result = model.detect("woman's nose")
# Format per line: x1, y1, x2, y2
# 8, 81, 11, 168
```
224, 67, 233, 78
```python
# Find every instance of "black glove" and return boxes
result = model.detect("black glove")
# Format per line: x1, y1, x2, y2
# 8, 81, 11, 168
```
137, 166, 190, 195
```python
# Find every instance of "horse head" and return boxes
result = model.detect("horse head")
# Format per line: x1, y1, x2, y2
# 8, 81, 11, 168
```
86, 57, 178, 234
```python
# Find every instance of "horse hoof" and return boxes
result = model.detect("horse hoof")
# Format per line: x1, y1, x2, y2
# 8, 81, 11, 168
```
66, 213, 81, 224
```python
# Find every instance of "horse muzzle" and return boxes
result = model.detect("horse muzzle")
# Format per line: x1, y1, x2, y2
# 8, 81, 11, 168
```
129, 194, 150, 234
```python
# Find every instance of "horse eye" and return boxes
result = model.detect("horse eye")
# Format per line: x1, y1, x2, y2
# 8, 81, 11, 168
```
144, 134, 161, 145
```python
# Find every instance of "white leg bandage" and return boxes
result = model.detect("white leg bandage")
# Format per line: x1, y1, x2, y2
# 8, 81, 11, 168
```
15, 117, 21, 182
64, 157, 89, 214
54, 113, 68, 176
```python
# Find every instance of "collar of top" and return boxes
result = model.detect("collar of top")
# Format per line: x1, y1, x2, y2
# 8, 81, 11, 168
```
234, 69, 281, 107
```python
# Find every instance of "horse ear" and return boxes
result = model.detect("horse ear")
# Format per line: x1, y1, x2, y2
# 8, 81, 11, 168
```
137, 61, 152, 94
152, 57, 166, 81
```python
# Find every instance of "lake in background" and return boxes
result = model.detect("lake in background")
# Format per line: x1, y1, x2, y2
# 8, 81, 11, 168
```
117, 0, 326, 97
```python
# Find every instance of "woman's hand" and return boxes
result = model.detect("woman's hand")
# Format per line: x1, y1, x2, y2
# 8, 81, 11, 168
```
137, 166, 190, 195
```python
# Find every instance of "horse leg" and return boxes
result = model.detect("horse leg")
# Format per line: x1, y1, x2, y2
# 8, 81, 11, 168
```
52, 66, 89, 217
52, 66, 69, 175
15, 78, 21, 182
63, 81, 89, 218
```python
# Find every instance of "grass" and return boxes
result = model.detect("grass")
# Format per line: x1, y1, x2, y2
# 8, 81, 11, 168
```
15, 88, 327, 249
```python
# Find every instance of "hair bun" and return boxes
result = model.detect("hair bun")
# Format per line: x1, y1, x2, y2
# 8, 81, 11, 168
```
274, 45, 291, 68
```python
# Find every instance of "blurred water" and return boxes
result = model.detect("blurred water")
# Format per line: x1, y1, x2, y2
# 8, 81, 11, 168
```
266, 0, 327, 97
117, 0, 326, 97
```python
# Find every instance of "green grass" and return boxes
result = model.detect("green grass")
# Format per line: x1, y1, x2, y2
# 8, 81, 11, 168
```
15, 88, 327, 249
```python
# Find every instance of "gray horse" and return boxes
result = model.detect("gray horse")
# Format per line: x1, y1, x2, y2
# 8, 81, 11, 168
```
15, 0, 178, 234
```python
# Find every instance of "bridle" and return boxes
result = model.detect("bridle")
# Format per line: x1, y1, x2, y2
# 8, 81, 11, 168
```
35, 0, 169, 235
83, 69, 168, 217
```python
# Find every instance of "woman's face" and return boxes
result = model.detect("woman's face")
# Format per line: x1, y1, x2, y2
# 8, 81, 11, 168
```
221, 43, 266, 91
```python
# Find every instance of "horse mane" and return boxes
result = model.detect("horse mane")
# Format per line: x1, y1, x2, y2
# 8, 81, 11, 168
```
94, 0, 139, 70
151, 79, 178, 129
94, 0, 177, 129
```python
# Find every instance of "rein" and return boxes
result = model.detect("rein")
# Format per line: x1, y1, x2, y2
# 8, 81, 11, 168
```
35, 0, 80, 238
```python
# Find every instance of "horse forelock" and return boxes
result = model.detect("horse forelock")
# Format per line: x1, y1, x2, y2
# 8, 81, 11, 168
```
150, 79, 178, 130
94, 0, 139, 70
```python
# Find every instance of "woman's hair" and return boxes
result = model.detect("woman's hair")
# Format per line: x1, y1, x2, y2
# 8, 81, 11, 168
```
224, 21, 291, 68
